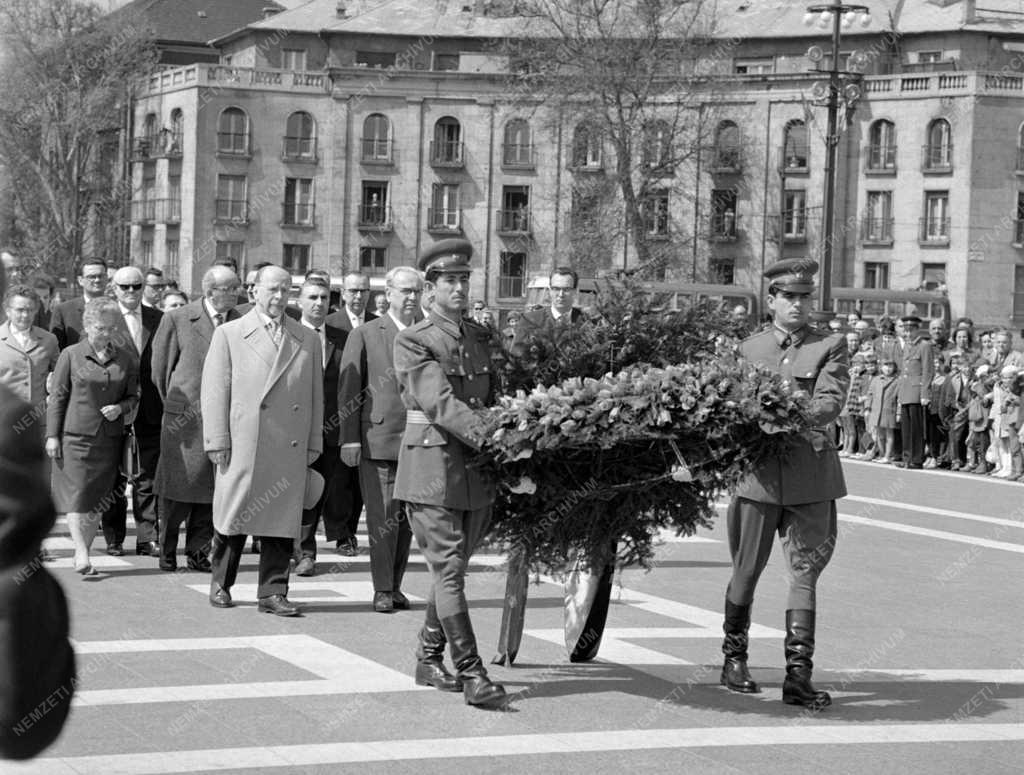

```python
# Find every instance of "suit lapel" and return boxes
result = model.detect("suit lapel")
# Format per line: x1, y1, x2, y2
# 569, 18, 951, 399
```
190, 302, 214, 343
241, 309, 277, 369
262, 318, 302, 398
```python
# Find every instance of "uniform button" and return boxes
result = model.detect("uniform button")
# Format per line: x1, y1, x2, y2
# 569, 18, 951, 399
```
290, 440, 298, 447
292, 404, 299, 411
782, 359, 789, 364
467, 374, 474, 381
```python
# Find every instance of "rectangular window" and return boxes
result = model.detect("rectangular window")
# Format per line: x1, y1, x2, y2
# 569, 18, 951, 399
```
864, 190, 893, 242
434, 53, 460, 71
216, 241, 244, 267
168, 175, 181, 222
140, 176, 156, 221
733, 57, 773, 74
356, 50, 396, 68
430, 183, 460, 230
360, 181, 389, 226
918, 51, 943, 63
140, 239, 153, 265
359, 246, 387, 274
643, 190, 670, 236
783, 190, 806, 239
864, 261, 890, 289
921, 263, 946, 291
283, 177, 314, 225
923, 191, 949, 241
166, 240, 179, 277
1017, 192, 1024, 244
282, 244, 310, 274
216, 175, 247, 221
712, 259, 735, 285
282, 49, 307, 71
499, 251, 527, 298
711, 189, 737, 238
499, 185, 530, 232
1014, 266, 1024, 319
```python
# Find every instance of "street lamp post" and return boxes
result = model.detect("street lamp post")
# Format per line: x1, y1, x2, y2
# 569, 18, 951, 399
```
804, 1, 871, 313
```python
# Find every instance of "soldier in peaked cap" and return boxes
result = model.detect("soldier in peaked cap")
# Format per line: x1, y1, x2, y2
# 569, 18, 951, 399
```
392, 238, 507, 709
895, 314, 933, 469
717, 258, 849, 710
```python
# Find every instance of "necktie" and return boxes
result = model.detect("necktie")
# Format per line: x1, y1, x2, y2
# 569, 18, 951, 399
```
125, 310, 142, 353
314, 326, 326, 365
213, 313, 223, 327
269, 320, 283, 347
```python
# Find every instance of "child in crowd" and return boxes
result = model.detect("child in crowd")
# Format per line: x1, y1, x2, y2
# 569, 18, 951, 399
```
966, 365, 993, 474
939, 351, 972, 470
865, 357, 900, 463
990, 365, 1022, 479
924, 356, 949, 469
857, 353, 879, 457
839, 357, 867, 457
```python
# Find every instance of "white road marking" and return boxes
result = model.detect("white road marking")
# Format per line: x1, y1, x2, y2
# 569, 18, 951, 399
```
524, 628, 694, 664
839, 513, 1024, 554
45, 555, 132, 569
183, 580, 425, 605
19, 724, 1024, 773
71, 634, 427, 706
843, 495, 1024, 530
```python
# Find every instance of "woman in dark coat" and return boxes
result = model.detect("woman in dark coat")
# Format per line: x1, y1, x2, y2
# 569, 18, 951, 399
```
45, 298, 139, 575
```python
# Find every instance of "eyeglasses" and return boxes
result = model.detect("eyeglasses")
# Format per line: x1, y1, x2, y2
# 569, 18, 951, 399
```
344, 288, 370, 294
117, 283, 143, 291
147, 282, 167, 290
83, 274, 106, 281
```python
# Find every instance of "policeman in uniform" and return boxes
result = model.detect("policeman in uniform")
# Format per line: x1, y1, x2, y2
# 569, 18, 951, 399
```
393, 238, 507, 709
720, 259, 849, 709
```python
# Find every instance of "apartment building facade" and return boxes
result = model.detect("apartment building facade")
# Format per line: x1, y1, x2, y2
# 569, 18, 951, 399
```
127, 0, 1024, 327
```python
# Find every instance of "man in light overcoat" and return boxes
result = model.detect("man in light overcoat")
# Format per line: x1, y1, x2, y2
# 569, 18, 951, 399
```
201, 265, 323, 617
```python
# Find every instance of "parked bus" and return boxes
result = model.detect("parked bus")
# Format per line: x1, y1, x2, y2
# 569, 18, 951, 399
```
830, 288, 951, 325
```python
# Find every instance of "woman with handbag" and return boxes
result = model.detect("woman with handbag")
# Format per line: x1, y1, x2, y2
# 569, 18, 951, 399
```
45, 298, 139, 575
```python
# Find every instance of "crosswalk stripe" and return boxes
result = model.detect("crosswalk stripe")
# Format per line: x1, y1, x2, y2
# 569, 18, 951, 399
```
19, 723, 1024, 773
843, 495, 1024, 530
838, 513, 1024, 554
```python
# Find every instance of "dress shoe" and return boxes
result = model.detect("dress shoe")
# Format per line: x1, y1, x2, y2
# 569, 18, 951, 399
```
337, 537, 358, 556
373, 591, 394, 613
186, 556, 212, 573
136, 541, 160, 557
209, 586, 233, 608
258, 594, 300, 617
392, 590, 410, 610
159, 558, 177, 572
106, 543, 124, 556
294, 557, 316, 577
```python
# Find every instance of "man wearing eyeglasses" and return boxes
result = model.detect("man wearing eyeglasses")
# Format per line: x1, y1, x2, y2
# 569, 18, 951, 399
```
325, 273, 378, 555
103, 266, 164, 558
142, 267, 166, 309
50, 258, 111, 350
511, 266, 585, 356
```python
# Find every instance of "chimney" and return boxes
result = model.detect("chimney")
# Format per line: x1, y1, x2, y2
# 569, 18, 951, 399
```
262, 7, 280, 19
336, 2, 347, 18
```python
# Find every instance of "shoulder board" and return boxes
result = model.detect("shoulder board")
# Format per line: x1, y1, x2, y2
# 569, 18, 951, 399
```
741, 328, 775, 346
406, 318, 434, 334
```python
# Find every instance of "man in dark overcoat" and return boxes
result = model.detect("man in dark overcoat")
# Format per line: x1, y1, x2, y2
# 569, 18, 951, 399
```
393, 239, 506, 708
512, 266, 584, 356
895, 314, 933, 469
720, 259, 849, 709
150, 266, 240, 571
338, 266, 421, 611
49, 258, 110, 350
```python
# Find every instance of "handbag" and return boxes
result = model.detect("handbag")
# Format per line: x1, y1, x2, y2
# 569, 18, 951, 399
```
121, 425, 141, 482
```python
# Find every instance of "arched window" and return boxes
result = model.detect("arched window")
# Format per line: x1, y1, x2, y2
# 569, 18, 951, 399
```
217, 107, 250, 155
432, 117, 463, 165
362, 113, 391, 161
642, 120, 672, 171
572, 122, 602, 168
868, 119, 896, 171
503, 118, 533, 167
783, 120, 808, 171
284, 111, 316, 159
924, 118, 952, 169
143, 113, 158, 143
714, 120, 740, 169
168, 109, 183, 152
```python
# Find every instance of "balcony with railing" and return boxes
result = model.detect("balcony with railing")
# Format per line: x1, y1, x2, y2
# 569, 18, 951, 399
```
861, 216, 894, 245
426, 208, 462, 233
130, 199, 157, 223
430, 140, 464, 168
281, 202, 316, 228
502, 144, 535, 170
496, 208, 531, 235
144, 64, 330, 96
919, 217, 950, 245
709, 212, 738, 241
130, 137, 155, 162
282, 136, 317, 162
865, 144, 897, 174
921, 144, 953, 173
361, 138, 393, 164
214, 199, 250, 225
357, 203, 393, 231
710, 147, 741, 174
216, 133, 252, 158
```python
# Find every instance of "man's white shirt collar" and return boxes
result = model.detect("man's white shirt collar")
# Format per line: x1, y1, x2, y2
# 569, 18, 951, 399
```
347, 308, 363, 328
388, 310, 408, 331
550, 306, 564, 320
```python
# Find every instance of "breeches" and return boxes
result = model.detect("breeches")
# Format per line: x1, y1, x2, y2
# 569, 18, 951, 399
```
407, 503, 491, 620
726, 497, 837, 611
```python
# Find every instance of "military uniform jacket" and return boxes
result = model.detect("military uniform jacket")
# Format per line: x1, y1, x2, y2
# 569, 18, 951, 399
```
896, 335, 934, 405
733, 325, 849, 506
393, 311, 495, 510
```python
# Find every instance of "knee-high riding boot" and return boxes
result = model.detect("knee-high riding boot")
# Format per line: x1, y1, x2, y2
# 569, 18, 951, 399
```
782, 609, 831, 708
443, 612, 508, 708
415, 602, 461, 692
720, 600, 760, 693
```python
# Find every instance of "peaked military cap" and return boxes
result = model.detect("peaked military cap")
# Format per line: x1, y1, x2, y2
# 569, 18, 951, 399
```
419, 238, 474, 278
900, 314, 923, 325
764, 258, 818, 293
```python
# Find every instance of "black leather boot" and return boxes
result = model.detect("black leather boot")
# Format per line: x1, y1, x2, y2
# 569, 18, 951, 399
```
415, 603, 462, 692
443, 612, 508, 708
720, 600, 760, 693
782, 609, 831, 708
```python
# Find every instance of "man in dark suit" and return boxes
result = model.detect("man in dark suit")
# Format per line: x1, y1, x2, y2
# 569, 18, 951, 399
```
720, 259, 849, 709
294, 279, 347, 576
150, 266, 240, 572
105, 266, 163, 557
325, 272, 378, 555
49, 258, 110, 350
895, 315, 934, 469
512, 266, 585, 356
338, 266, 421, 611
